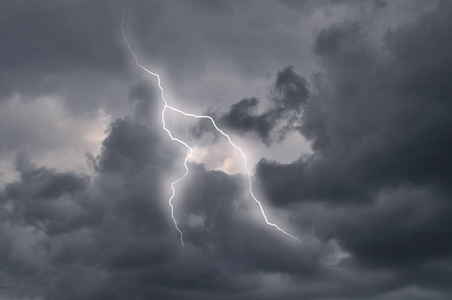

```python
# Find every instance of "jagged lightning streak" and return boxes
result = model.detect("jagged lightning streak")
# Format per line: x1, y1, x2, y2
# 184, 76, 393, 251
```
120, 10, 302, 246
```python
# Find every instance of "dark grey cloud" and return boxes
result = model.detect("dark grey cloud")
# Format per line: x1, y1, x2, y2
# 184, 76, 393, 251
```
253, 0, 452, 298
0, 88, 329, 299
257, 1, 452, 205
193, 67, 310, 146
1, 0, 452, 299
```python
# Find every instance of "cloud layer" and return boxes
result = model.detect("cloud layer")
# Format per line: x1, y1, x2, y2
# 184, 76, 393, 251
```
1, 0, 452, 299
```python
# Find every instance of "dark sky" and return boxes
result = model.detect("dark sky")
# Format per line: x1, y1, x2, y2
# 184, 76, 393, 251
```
1, 0, 452, 299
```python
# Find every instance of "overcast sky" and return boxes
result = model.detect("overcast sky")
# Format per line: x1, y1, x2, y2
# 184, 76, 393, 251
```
1, 0, 452, 299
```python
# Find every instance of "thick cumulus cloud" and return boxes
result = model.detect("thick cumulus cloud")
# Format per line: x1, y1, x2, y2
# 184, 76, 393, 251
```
256, 1, 452, 204
0, 80, 336, 300
254, 0, 452, 298
1, 0, 452, 299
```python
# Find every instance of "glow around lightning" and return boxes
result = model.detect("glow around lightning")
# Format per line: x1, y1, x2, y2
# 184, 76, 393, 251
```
120, 10, 302, 246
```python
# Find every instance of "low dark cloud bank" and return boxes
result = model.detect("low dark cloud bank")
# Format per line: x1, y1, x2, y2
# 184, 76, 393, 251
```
1, 0, 452, 299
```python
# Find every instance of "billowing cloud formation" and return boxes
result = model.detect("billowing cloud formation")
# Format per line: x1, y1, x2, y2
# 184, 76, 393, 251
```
1, 0, 452, 299
220, 67, 310, 145
255, 0, 452, 297
191, 67, 310, 146
0, 86, 327, 299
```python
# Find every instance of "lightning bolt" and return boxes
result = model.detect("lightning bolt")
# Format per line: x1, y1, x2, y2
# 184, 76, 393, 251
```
120, 9, 302, 246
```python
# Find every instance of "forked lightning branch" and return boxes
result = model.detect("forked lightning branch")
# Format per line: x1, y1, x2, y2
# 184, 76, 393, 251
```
120, 10, 302, 247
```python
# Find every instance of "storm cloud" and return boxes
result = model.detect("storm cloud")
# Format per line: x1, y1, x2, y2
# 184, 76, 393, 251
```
1, 0, 452, 299
216, 66, 310, 146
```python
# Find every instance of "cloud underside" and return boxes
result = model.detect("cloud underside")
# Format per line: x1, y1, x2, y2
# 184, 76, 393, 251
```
1, 0, 452, 299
